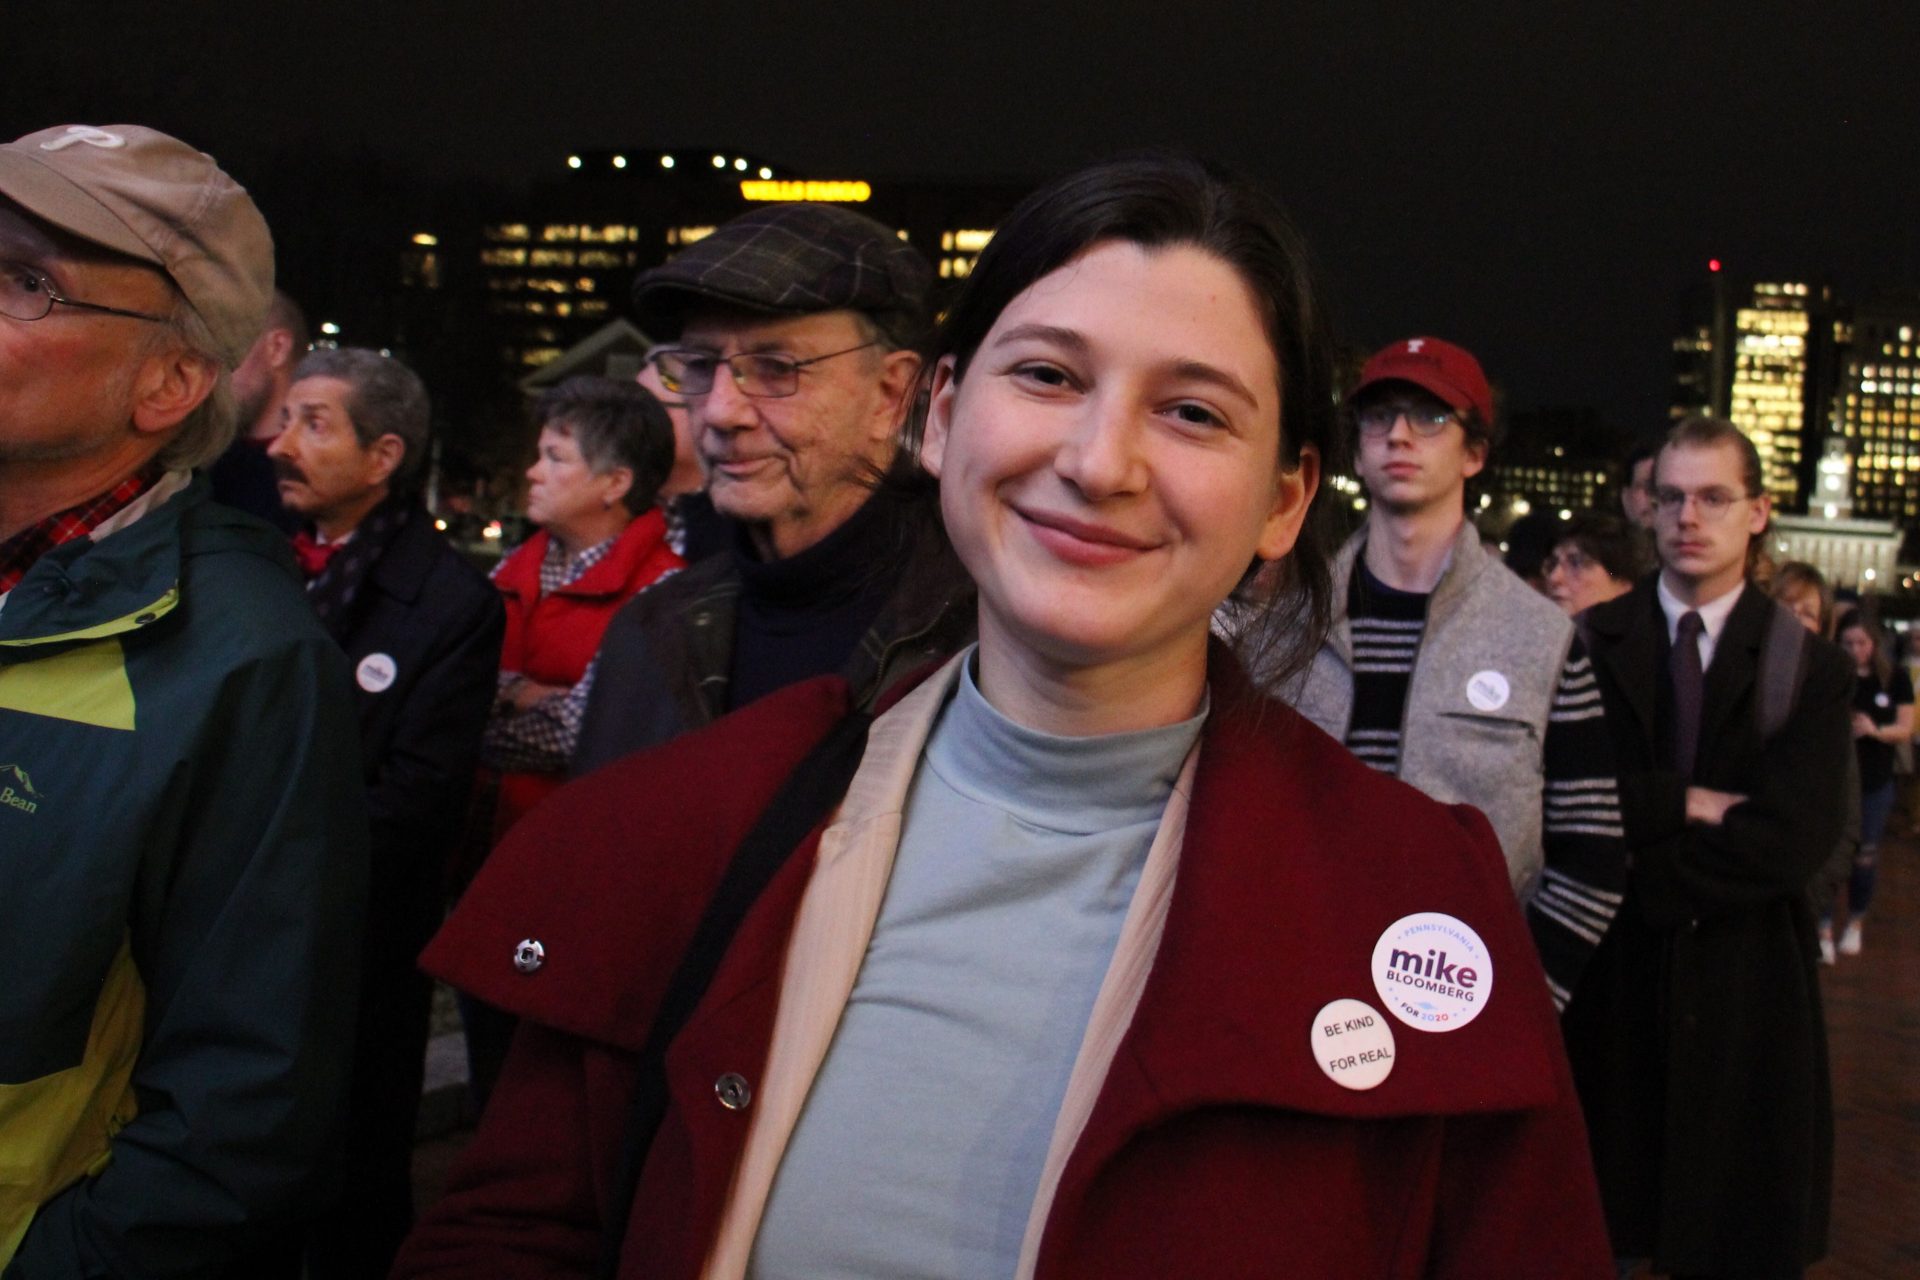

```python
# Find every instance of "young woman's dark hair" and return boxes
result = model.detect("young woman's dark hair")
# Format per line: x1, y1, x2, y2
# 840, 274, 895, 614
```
1836, 609, 1894, 687
1557, 510, 1652, 584
907, 151, 1342, 689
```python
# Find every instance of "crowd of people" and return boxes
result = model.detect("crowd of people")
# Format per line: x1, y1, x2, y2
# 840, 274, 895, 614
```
1, 121, 1912, 1280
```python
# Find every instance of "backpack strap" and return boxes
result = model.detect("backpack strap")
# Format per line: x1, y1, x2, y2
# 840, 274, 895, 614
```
1755, 598, 1809, 741
600, 708, 874, 1275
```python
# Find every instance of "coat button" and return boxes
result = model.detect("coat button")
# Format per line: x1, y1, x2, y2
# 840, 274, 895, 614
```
512, 938, 545, 974
714, 1072, 752, 1111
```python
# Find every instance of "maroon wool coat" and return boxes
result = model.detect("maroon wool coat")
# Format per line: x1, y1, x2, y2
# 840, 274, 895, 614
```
396, 660, 1612, 1280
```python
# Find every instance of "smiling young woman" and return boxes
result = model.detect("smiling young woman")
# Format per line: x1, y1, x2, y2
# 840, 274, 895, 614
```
397, 155, 1613, 1280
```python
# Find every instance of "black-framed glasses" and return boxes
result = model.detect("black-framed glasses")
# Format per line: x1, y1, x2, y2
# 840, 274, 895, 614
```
0, 259, 170, 325
1542, 549, 1597, 577
1651, 485, 1750, 519
647, 340, 878, 399
1355, 400, 1461, 437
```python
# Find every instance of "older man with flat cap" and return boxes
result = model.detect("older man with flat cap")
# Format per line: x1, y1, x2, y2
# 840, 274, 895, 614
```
0, 125, 367, 1276
567, 204, 973, 772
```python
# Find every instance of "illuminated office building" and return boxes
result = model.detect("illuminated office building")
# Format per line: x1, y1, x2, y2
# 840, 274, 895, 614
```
1481, 406, 1626, 520
1724, 281, 1838, 510
474, 149, 1026, 376
1830, 294, 1920, 522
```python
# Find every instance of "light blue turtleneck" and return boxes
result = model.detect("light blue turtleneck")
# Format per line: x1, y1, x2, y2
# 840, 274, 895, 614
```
749, 653, 1205, 1280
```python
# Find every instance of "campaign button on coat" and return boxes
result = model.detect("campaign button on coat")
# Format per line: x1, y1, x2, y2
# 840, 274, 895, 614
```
512, 938, 545, 974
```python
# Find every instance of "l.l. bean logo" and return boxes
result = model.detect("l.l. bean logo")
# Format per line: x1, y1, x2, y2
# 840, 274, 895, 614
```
0, 762, 42, 814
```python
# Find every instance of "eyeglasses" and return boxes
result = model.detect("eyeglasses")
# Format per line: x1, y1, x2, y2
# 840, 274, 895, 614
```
1355, 400, 1461, 437
647, 340, 878, 399
0, 259, 170, 325
1651, 485, 1752, 519
1542, 549, 1597, 577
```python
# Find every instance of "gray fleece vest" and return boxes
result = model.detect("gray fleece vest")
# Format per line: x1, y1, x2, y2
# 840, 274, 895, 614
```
1289, 520, 1575, 894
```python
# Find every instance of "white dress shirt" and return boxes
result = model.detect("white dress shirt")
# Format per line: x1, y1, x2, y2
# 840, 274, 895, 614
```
1656, 574, 1746, 672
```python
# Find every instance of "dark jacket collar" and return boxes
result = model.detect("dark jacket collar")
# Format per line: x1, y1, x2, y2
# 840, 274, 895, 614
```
0, 475, 288, 650
365, 503, 440, 607
1586, 574, 1767, 751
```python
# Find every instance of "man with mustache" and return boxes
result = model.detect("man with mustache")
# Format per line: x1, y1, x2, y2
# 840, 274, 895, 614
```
571, 205, 972, 771
0, 124, 366, 1275
1289, 336, 1628, 1009
267, 346, 502, 1278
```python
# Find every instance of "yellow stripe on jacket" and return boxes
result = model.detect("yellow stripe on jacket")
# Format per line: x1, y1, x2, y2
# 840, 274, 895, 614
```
0, 936, 144, 1266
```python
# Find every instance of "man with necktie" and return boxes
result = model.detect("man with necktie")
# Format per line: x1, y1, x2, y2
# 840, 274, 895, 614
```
1562, 416, 1853, 1280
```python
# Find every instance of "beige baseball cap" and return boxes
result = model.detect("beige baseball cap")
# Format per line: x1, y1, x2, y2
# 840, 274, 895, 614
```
0, 124, 273, 368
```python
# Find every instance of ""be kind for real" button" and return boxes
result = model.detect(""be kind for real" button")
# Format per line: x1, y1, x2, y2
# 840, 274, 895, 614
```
1311, 998, 1396, 1090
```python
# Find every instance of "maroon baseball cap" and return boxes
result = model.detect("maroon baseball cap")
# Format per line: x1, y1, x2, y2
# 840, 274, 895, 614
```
1351, 337, 1493, 425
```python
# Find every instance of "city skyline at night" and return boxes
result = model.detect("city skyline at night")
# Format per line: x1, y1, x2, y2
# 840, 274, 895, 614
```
9, 1, 1915, 449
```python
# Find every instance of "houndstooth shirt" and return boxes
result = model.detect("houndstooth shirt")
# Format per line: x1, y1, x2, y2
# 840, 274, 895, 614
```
480, 535, 619, 773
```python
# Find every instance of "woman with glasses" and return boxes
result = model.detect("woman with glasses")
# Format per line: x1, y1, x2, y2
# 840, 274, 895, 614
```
397, 155, 1610, 1280
1543, 510, 1648, 617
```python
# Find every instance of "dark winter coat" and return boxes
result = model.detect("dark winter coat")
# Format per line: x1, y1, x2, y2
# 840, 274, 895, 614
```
1562, 578, 1851, 1277
571, 497, 972, 775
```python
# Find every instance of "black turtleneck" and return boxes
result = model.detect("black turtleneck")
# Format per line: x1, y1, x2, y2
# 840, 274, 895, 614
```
726, 491, 904, 711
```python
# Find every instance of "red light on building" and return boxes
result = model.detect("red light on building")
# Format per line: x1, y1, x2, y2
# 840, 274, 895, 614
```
1708, 258, 1722, 273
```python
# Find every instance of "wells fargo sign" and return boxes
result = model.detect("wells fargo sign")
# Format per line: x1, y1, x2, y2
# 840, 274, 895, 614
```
739, 180, 873, 203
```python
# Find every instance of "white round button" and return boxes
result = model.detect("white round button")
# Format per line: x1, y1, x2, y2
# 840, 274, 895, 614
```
512, 938, 545, 974
1311, 998, 1396, 1091
1465, 670, 1510, 712
1371, 912, 1494, 1032
357, 652, 397, 693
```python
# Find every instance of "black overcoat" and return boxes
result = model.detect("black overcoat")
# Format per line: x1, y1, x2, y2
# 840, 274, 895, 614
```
319, 506, 503, 1267
1562, 578, 1850, 1278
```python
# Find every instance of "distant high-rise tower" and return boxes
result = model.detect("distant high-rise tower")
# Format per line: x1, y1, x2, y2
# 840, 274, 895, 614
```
1830, 293, 1920, 523
1725, 281, 1837, 510
1670, 323, 1715, 422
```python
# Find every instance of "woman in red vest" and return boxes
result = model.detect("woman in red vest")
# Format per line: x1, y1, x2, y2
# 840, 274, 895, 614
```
463, 376, 686, 1102
480, 376, 686, 835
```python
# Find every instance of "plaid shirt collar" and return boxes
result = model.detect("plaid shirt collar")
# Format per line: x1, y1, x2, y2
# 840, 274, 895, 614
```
536, 532, 619, 597
0, 465, 163, 596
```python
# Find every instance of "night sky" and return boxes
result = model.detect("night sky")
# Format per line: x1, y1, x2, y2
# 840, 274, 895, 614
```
10, 1, 1916, 440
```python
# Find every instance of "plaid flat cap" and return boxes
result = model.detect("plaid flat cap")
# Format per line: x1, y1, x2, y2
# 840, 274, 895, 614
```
632, 203, 933, 344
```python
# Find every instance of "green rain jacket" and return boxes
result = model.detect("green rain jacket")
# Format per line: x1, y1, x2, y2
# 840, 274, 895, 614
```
0, 474, 369, 1278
